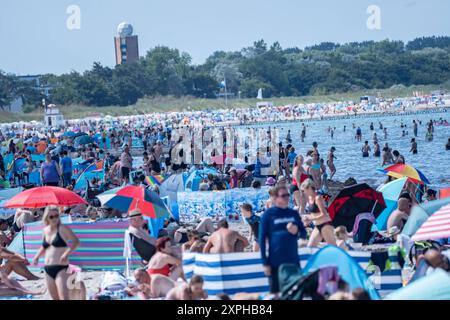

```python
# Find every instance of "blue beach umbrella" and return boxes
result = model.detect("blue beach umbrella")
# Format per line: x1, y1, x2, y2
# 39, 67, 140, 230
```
375, 177, 408, 231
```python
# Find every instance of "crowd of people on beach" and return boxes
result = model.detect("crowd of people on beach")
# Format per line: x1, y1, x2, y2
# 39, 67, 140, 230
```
0, 96, 449, 300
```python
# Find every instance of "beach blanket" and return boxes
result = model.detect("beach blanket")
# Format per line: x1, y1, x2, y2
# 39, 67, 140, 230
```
183, 248, 402, 298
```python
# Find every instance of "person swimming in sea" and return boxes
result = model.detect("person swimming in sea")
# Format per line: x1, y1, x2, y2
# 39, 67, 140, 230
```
361, 141, 371, 158
355, 126, 362, 142
410, 138, 418, 154
327, 147, 337, 181
373, 141, 380, 157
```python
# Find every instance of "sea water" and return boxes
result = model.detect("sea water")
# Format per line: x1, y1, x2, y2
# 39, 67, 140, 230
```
262, 111, 450, 189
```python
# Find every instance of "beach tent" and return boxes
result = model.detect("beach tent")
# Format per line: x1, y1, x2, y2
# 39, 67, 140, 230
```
303, 246, 380, 300
0, 188, 22, 218
402, 197, 450, 237
386, 269, 450, 300
159, 173, 187, 220
184, 168, 219, 192
0, 187, 23, 201
74, 161, 105, 191
375, 177, 408, 230
16, 219, 141, 271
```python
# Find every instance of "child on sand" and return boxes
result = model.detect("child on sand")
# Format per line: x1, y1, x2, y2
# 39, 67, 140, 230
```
335, 226, 351, 251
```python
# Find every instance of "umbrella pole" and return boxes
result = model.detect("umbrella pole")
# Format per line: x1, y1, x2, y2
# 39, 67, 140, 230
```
370, 200, 378, 216
22, 225, 27, 260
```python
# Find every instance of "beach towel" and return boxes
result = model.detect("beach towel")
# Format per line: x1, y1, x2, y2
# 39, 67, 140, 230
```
100, 271, 127, 292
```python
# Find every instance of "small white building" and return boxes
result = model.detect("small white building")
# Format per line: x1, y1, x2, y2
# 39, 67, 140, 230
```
256, 101, 274, 108
44, 104, 65, 127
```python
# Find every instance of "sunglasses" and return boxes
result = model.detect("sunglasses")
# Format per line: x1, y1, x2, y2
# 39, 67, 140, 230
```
48, 214, 60, 220
278, 193, 290, 198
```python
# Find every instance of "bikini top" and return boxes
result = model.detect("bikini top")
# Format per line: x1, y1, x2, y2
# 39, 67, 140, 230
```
305, 199, 320, 214
42, 228, 68, 249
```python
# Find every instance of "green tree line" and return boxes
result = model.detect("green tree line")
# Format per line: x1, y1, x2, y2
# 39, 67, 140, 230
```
1, 36, 450, 109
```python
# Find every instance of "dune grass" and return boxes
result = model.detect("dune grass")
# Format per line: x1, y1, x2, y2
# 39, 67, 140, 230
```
1, 83, 449, 123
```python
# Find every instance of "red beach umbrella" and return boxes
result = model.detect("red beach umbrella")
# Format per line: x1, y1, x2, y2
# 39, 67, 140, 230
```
4, 186, 87, 209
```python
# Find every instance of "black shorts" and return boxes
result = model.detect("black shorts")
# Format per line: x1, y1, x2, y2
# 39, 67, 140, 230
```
44, 182, 59, 187
268, 266, 280, 293
316, 221, 333, 233
290, 184, 299, 194
121, 167, 130, 179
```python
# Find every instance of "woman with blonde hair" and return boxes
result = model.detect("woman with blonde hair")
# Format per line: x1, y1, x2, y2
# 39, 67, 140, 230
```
301, 179, 336, 247
32, 206, 80, 300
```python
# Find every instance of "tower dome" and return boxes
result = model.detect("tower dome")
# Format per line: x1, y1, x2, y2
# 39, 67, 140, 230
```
117, 22, 133, 37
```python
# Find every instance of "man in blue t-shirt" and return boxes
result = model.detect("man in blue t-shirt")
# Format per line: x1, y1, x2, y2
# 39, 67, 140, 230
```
259, 185, 307, 295
60, 150, 73, 187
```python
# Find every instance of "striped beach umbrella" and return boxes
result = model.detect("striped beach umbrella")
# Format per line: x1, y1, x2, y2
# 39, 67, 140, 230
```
380, 164, 430, 185
96, 186, 170, 219
412, 203, 450, 241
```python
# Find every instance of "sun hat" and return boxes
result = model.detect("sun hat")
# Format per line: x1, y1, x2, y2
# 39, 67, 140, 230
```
129, 208, 142, 218
266, 177, 276, 186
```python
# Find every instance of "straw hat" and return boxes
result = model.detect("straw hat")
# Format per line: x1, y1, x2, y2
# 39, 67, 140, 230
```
129, 208, 142, 218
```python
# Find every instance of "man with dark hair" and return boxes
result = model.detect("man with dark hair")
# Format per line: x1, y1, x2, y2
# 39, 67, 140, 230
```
252, 180, 262, 189
203, 219, 249, 254
60, 150, 72, 187
241, 203, 260, 252
259, 185, 307, 295
393, 150, 405, 164
425, 189, 437, 202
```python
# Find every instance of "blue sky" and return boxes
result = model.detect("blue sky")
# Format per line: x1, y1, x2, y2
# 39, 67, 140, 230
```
1, 0, 449, 75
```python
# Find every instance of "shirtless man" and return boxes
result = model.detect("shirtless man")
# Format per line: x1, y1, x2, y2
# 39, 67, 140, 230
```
203, 219, 249, 253
361, 141, 371, 158
129, 268, 176, 299
166, 275, 208, 300
387, 197, 411, 231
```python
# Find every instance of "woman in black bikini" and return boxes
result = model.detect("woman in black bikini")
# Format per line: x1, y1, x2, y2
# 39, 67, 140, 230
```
301, 179, 336, 247
33, 206, 80, 300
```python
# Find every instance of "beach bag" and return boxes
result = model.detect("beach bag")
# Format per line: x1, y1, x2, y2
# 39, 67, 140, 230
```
353, 219, 373, 245
279, 264, 323, 300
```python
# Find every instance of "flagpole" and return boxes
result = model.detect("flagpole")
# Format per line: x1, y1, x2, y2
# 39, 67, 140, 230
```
224, 76, 228, 108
